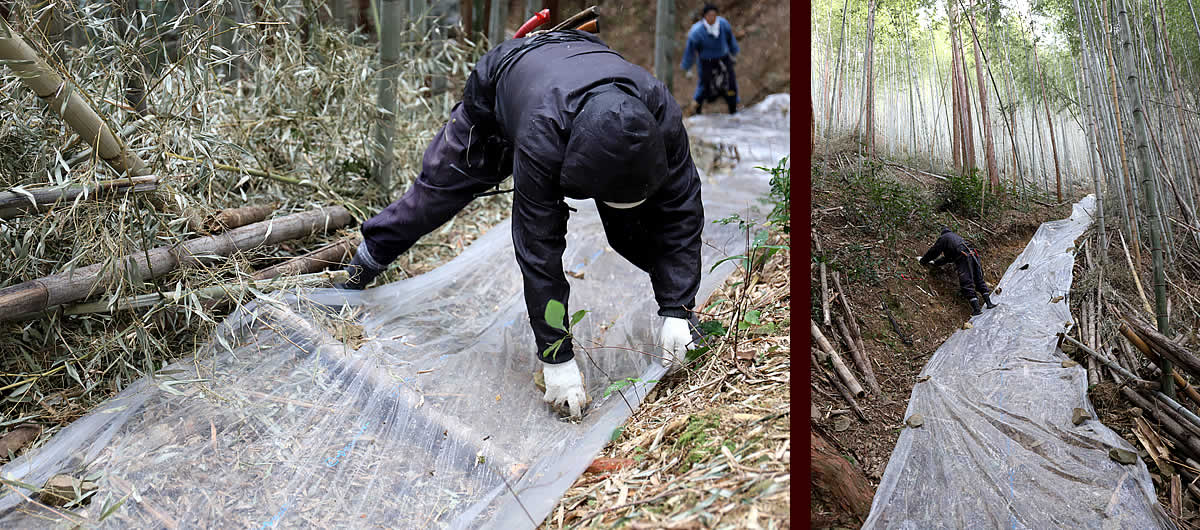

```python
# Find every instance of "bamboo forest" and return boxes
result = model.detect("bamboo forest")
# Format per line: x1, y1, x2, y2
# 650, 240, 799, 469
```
810, 0, 1200, 526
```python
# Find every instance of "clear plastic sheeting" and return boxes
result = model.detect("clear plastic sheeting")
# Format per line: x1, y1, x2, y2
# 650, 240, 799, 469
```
864, 195, 1174, 529
0, 96, 790, 529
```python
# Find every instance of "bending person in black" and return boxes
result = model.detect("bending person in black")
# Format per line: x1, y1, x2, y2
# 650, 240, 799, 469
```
337, 31, 704, 418
919, 227, 998, 316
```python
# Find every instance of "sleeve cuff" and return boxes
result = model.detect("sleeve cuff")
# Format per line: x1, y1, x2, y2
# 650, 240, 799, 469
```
356, 241, 387, 271
658, 306, 692, 319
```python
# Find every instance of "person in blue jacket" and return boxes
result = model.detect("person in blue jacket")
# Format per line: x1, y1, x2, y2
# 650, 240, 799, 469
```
680, 4, 740, 115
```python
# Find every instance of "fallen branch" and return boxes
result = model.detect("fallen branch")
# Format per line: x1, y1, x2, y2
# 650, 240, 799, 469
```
1122, 388, 1200, 460
0, 177, 158, 219
812, 319, 865, 398
0, 206, 353, 320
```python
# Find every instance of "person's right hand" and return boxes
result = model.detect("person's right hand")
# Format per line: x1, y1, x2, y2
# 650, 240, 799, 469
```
685, 69, 695, 80
335, 246, 386, 290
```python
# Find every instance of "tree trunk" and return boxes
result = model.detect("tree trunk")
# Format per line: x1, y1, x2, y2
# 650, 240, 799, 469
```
811, 429, 874, 522
0, 207, 353, 320
969, 14, 998, 188
0, 19, 148, 177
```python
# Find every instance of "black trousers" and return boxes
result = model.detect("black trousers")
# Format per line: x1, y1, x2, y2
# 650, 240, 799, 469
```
695, 55, 738, 114
955, 253, 990, 300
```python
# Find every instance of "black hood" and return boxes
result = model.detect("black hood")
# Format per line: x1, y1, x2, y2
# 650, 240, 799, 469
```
559, 86, 668, 203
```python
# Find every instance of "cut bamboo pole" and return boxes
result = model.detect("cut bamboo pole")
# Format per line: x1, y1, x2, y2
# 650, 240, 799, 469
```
815, 232, 831, 326
253, 236, 359, 280
0, 176, 157, 219
1122, 388, 1200, 459
0, 206, 352, 320
831, 271, 866, 357
0, 18, 148, 177
62, 270, 348, 315
204, 203, 278, 233
1120, 322, 1200, 406
815, 353, 867, 422
812, 319, 865, 398
1123, 318, 1200, 381
834, 314, 882, 396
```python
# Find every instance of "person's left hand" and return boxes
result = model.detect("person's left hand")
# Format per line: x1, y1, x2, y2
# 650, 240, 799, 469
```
660, 317, 696, 373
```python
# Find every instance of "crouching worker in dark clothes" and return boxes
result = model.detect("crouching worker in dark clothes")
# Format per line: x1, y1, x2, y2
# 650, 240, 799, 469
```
335, 30, 705, 419
918, 227, 998, 316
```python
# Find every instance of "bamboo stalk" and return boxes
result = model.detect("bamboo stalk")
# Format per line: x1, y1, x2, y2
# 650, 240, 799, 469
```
1122, 388, 1200, 460
62, 270, 349, 315
204, 203, 277, 233
253, 236, 359, 280
1060, 333, 1146, 383
373, 0, 406, 194
831, 271, 867, 357
815, 232, 831, 327
0, 18, 148, 177
815, 352, 867, 422
834, 314, 882, 396
0, 176, 158, 219
163, 152, 338, 191
0, 206, 352, 320
1120, 322, 1200, 407
1119, 229, 1155, 315
812, 319, 865, 398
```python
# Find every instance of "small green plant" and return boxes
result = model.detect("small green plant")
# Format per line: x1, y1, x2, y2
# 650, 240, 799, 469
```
846, 173, 933, 242
938, 168, 1011, 219
603, 377, 659, 398
758, 156, 790, 233
711, 214, 788, 276
541, 299, 588, 361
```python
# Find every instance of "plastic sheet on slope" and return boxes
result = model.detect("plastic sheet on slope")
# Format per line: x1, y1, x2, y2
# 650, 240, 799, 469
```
0, 95, 791, 529
864, 195, 1174, 529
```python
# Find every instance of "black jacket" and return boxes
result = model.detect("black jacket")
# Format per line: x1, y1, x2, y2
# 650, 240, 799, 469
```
360, 31, 704, 363
920, 230, 974, 267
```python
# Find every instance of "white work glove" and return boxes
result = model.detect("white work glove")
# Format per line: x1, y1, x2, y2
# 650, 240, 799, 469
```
685, 69, 695, 80
660, 317, 696, 373
542, 358, 588, 418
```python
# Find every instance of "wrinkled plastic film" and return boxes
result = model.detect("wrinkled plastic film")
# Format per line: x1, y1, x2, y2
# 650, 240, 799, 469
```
864, 196, 1174, 529
0, 95, 790, 528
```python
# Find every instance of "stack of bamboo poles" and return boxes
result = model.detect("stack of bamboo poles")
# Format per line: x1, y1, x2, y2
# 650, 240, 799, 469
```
811, 232, 884, 422
1062, 229, 1200, 520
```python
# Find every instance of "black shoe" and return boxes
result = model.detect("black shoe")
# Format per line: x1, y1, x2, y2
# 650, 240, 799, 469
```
969, 298, 982, 316
982, 293, 998, 309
